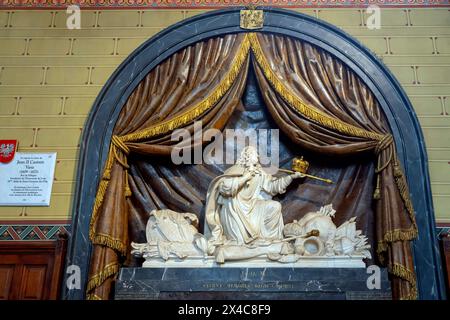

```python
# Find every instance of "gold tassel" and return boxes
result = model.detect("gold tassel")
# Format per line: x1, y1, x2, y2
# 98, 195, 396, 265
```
373, 153, 382, 200
394, 165, 403, 178
373, 188, 381, 200
124, 170, 132, 198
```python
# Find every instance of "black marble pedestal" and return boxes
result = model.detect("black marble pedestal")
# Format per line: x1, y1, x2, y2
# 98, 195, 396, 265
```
115, 267, 392, 300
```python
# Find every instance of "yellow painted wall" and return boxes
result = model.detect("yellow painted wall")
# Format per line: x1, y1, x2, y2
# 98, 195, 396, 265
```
0, 8, 448, 223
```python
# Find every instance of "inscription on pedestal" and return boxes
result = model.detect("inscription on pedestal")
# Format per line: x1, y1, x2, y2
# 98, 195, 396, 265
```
115, 267, 392, 300
201, 282, 295, 290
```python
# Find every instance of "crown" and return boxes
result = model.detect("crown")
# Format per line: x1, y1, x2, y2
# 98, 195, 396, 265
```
292, 156, 309, 174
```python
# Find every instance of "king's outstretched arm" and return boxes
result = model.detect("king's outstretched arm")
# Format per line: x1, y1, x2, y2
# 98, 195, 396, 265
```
263, 172, 303, 196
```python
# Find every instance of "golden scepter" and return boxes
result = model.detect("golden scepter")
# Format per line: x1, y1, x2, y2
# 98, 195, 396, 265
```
278, 156, 333, 184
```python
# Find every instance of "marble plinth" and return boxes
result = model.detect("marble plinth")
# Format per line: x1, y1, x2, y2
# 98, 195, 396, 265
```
142, 256, 366, 268
115, 267, 392, 300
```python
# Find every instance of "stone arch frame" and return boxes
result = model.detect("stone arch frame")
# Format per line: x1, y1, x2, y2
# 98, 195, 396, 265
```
62, 7, 447, 299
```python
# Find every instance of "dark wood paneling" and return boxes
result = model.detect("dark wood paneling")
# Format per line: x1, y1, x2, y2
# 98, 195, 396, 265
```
0, 232, 67, 300
441, 234, 450, 295
20, 265, 47, 299
0, 265, 15, 299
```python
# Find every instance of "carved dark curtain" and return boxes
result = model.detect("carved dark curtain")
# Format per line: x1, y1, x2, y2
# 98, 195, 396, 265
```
252, 33, 417, 300
87, 34, 250, 299
86, 33, 417, 300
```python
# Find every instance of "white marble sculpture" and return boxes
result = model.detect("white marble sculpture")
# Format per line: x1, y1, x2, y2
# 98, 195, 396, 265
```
131, 209, 209, 264
131, 146, 371, 268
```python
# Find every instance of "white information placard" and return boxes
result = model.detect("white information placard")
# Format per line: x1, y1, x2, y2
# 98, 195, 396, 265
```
0, 153, 57, 206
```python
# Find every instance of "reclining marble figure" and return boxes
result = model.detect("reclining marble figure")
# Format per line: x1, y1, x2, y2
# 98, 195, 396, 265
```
131, 146, 371, 267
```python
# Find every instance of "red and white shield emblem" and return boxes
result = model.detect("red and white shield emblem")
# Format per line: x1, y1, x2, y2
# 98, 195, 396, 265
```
0, 140, 17, 163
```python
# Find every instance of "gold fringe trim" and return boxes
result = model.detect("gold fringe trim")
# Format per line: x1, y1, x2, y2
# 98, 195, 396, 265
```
248, 32, 384, 141
393, 161, 418, 230
86, 262, 119, 294
120, 34, 252, 143
89, 134, 133, 243
376, 226, 418, 299
379, 226, 418, 244
377, 236, 418, 299
86, 294, 102, 300
103, 145, 114, 180
401, 292, 418, 300
89, 168, 112, 241
392, 263, 416, 285
376, 227, 418, 261
91, 233, 127, 256
392, 263, 418, 300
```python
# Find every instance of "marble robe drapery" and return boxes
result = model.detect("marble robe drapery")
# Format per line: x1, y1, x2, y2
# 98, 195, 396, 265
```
205, 165, 294, 245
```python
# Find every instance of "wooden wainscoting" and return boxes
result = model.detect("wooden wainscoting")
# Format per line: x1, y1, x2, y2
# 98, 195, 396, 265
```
0, 233, 67, 300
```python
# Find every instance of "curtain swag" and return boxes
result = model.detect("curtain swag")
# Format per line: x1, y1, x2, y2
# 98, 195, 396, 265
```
87, 32, 418, 300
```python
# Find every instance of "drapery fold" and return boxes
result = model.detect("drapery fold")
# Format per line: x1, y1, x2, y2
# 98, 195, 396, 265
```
87, 33, 250, 299
86, 32, 418, 300
250, 33, 417, 299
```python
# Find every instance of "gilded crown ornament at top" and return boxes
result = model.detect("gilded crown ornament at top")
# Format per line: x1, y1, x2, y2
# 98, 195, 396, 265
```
240, 7, 264, 30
